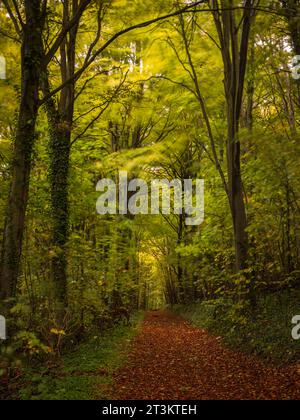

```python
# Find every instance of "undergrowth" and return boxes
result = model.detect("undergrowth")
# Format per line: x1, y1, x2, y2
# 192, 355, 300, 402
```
173, 290, 300, 365
15, 312, 143, 400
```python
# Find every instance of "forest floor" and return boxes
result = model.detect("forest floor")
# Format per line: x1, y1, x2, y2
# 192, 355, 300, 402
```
10, 308, 300, 400
13, 312, 144, 400
109, 310, 300, 400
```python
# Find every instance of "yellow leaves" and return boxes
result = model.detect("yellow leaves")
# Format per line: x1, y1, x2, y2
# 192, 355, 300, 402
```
15, 331, 52, 356
48, 250, 57, 259
49, 247, 64, 259
50, 328, 66, 336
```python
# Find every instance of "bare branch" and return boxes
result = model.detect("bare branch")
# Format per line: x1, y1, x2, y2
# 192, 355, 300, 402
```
71, 71, 129, 145
12, 0, 25, 28
2, 0, 23, 36
40, 1, 209, 106
44, 0, 92, 65
0, 27, 21, 43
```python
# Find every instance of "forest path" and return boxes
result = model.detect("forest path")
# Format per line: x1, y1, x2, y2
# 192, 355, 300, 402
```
109, 310, 300, 400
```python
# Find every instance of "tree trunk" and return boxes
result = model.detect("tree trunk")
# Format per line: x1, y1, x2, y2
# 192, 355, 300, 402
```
227, 136, 249, 271
282, 0, 300, 55
211, 0, 256, 272
49, 122, 71, 305
0, 0, 44, 300
281, 0, 300, 106
42, 1, 79, 307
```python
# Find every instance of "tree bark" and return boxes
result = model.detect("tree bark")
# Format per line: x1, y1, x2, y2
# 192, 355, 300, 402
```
282, 0, 300, 54
0, 0, 44, 300
211, 0, 256, 272
281, 0, 300, 106
42, 0, 79, 306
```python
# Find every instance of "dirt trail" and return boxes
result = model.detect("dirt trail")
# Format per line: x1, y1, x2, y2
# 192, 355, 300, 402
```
110, 310, 300, 400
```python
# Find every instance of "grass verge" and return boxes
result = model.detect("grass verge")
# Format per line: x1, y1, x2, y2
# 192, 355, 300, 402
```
17, 312, 144, 400
172, 290, 300, 365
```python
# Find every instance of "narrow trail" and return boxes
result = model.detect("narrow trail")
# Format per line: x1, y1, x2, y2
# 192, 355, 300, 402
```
110, 311, 300, 400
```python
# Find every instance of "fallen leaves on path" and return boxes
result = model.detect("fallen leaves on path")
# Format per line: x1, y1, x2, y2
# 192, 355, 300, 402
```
110, 311, 300, 400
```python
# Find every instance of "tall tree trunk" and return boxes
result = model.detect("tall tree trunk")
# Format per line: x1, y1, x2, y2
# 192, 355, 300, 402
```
281, 0, 300, 105
242, 44, 255, 132
211, 0, 256, 272
0, 0, 44, 300
49, 114, 71, 305
282, 0, 300, 54
42, 1, 79, 307
177, 1, 253, 273
227, 123, 249, 271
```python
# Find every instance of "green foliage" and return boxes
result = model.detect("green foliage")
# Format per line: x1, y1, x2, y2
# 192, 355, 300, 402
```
17, 312, 143, 400
0, 0, 300, 400
173, 290, 300, 365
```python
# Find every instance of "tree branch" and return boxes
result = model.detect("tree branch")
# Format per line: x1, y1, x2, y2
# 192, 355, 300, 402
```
39, 0, 209, 106
44, 0, 92, 65
2, 0, 23, 36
